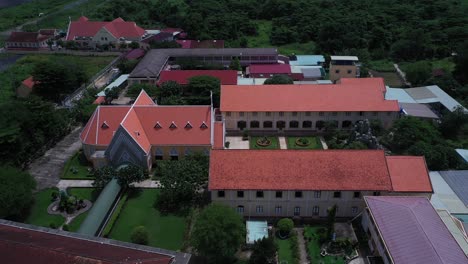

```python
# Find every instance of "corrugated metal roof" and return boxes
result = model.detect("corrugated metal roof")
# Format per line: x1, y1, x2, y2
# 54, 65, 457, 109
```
400, 102, 439, 119
456, 149, 468, 163
440, 170, 468, 207
289, 55, 325, 66
97, 74, 129, 97
426, 85, 468, 112
385, 88, 417, 103
236, 77, 266, 85
330, 55, 359, 61
430, 171, 468, 214
365, 196, 468, 264
437, 210, 468, 255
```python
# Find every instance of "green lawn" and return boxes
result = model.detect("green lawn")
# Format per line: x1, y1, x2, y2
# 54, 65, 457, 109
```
25, 188, 65, 228
66, 187, 100, 232
304, 226, 345, 264
276, 237, 298, 264
62, 151, 94, 179
250, 136, 280, 149
287, 137, 323, 150
367, 60, 395, 72
399, 57, 456, 75
109, 189, 187, 250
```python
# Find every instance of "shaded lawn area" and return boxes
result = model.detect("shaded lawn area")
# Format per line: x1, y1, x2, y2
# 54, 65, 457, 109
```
25, 188, 65, 228
67, 188, 100, 232
109, 189, 187, 250
304, 226, 345, 264
276, 237, 297, 264
62, 151, 94, 179
250, 136, 280, 149
287, 137, 323, 150
369, 70, 404, 87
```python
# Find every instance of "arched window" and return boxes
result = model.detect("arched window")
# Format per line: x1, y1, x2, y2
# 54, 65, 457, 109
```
316, 120, 325, 130
155, 148, 163, 160
302, 121, 312, 128
237, 121, 246, 130
184, 148, 192, 156
263, 121, 273, 128
276, 121, 286, 129
342, 120, 352, 128
289, 121, 299, 128
250, 121, 260, 128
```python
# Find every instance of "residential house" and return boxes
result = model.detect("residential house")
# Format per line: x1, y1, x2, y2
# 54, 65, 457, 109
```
80, 90, 225, 169
5, 30, 56, 50
158, 70, 238, 85
66, 17, 147, 49
246, 64, 292, 78
209, 149, 433, 218
361, 196, 467, 264
0, 219, 190, 264
220, 78, 399, 133
128, 48, 278, 84
329, 56, 360, 82
16, 76, 36, 97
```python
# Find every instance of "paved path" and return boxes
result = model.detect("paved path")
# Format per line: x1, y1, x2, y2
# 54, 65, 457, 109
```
319, 136, 328, 149
28, 127, 82, 191
279, 137, 287, 149
295, 228, 310, 264
226, 136, 249, 149
57, 179, 161, 189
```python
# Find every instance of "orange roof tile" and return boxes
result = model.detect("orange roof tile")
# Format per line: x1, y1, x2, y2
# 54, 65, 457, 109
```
21, 76, 35, 89
133, 90, 155, 106
121, 108, 152, 153
386, 156, 433, 193
220, 77, 399, 112
209, 150, 393, 191
66, 17, 145, 41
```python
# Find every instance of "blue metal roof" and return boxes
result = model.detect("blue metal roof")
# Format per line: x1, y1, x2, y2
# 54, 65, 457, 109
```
97, 74, 129, 97
440, 170, 468, 207
289, 55, 325, 66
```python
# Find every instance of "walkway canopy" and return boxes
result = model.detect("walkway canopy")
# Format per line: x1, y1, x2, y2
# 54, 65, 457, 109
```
78, 178, 121, 236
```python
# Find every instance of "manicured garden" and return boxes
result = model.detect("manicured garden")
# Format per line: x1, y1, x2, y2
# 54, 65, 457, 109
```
304, 226, 349, 264
109, 189, 187, 250
249, 136, 280, 149
66, 187, 99, 231
62, 151, 94, 179
287, 137, 323, 150
276, 236, 299, 264
25, 188, 65, 228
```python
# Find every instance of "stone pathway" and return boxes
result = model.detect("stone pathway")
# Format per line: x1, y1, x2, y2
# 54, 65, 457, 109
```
318, 136, 328, 149
226, 136, 250, 149
56, 179, 161, 189
278, 137, 287, 149
28, 127, 83, 191
295, 228, 310, 264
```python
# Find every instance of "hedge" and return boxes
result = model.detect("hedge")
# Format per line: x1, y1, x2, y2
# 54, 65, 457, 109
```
102, 192, 128, 237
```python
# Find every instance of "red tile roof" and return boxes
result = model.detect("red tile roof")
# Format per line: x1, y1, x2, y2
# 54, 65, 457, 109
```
0, 222, 175, 264
21, 76, 36, 89
159, 70, 238, 85
7, 31, 50, 42
93, 96, 106, 104
248, 64, 292, 74
209, 150, 394, 191
66, 17, 145, 41
81, 92, 215, 151
386, 156, 433, 193
220, 78, 399, 112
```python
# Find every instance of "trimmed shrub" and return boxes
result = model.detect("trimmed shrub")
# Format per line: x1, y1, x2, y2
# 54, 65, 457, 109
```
62, 224, 69, 231
277, 218, 294, 237
131, 226, 149, 245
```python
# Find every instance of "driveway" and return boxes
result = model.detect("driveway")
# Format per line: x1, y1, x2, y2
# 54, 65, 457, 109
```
28, 126, 82, 190
226, 136, 249, 149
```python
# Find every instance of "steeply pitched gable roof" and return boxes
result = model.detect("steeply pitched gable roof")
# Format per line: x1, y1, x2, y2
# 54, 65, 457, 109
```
66, 17, 145, 41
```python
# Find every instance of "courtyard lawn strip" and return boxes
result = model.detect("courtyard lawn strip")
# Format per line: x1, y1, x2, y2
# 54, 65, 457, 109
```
249, 136, 280, 149
109, 189, 187, 250
66, 187, 100, 232
62, 151, 94, 179
286, 136, 323, 150
26, 188, 65, 228
304, 226, 345, 264
276, 237, 298, 264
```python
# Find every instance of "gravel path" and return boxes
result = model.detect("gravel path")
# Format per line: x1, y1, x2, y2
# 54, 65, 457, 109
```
28, 127, 82, 191
295, 228, 310, 264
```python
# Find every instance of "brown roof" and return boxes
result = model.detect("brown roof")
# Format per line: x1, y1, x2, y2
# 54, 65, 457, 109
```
7, 31, 50, 42
0, 220, 190, 264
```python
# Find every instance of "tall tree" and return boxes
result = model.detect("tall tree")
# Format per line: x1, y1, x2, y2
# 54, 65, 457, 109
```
0, 167, 36, 219
249, 237, 278, 264
264, 75, 293, 84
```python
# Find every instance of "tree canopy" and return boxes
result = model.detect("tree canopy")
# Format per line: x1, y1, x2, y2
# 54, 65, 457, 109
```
0, 166, 36, 219
249, 237, 278, 264
190, 203, 245, 263
126, 83, 158, 99
264, 75, 294, 85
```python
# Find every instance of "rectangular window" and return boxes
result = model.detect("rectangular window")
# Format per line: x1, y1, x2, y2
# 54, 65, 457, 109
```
237, 191, 244, 198
332, 112, 338, 116
265, 112, 271, 117
294, 207, 301, 216
312, 206, 319, 215
276, 191, 283, 198
256, 206, 263, 213
347, 69, 352, 74
314, 191, 321, 198
226, 112, 231, 117
333, 191, 341, 198
275, 206, 282, 214
252, 112, 258, 117
305, 112, 311, 116
217, 191, 225, 198
292, 112, 298, 117
354, 192, 360, 198
237, 206, 244, 213
373, 191, 381, 196
279, 112, 284, 117
319, 112, 324, 116
359, 111, 365, 116
352, 206, 358, 214
155, 155, 163, 160
256, 191, 264, 198
345, 112, 351, 116
373, 112, 378, 116
295, 191, 303, 198
335, 69, 340, 74
239, 112, 244, 117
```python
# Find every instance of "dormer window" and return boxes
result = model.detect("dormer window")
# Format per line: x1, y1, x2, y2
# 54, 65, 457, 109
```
101, 121, 109, 129
169, 122, 177, 129
154, 122, 162, 129
200, 122, 208, 129
185, 122, 192, 129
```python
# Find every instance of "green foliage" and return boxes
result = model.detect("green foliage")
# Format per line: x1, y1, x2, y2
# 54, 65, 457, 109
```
155, 153, 209, 213
187, 75, 221, 107
190, 204, 245, 263
407, 142, 465, 171
158, 81, 182, 99
103, 192, 129, 237
117, 59, 139, 74
403, 61, 432, 86
92, 166, 115, 188
264, 75, 293, 85
129, 42, 140, 49
0, 167, 36, 219
440, 106, 468, 139
277, 218, 294, 237
249, 237, 278, 264
131, 225, 149, 245
149, 40, 182, 49
126, 83, 158, 99
326, 205, 337, 241
62, 224, 69, 231
229, 58, 241, 71
454, 41, 468, 85
117, 164, 147, 187
26, 188, 65, 228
